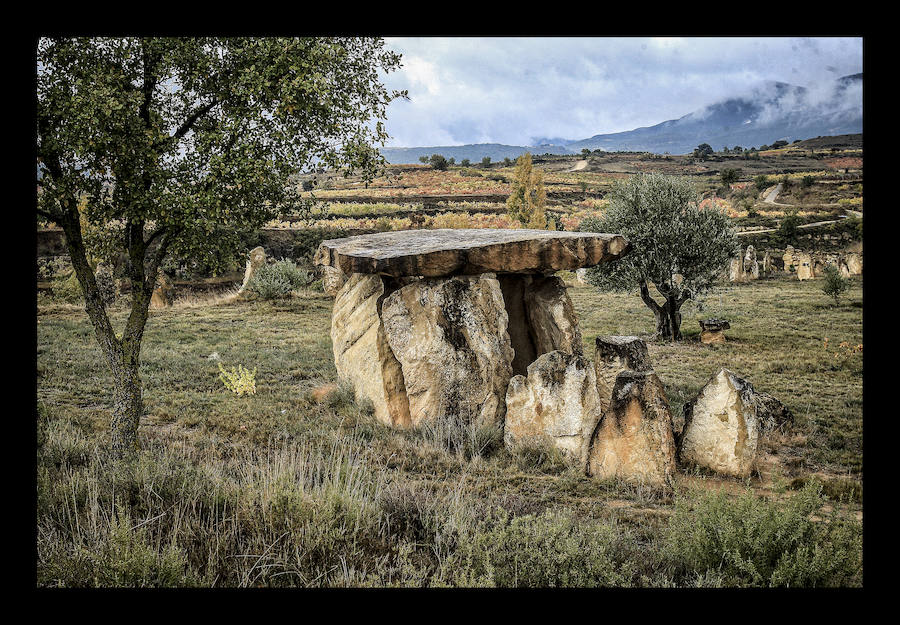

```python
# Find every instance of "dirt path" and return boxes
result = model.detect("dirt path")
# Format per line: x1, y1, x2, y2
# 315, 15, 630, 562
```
569, 159, 588, 172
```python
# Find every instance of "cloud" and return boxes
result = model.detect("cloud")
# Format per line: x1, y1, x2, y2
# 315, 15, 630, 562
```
379, 37, 862, 147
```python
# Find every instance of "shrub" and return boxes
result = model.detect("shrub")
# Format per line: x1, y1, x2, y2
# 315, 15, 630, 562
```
777, 212, 801, 245
442, 510, 636, 587
218, 363, 257, 396
246, 259, 312, 299
429, 154, 449, 171
660, 481, 862, 587
822, 264, 849, 304
754, 175, 770, 192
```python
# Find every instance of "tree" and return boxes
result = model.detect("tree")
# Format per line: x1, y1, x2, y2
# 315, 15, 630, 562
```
418, 156, 429, 164
693, 143, 714, 160
481, 156, 491, 167
822, 264, 849, 304
460, 158, 470, 167
502, 157, 512, 167
581, 149, 591, 157
429, 153, 449, 170
754, 174, 771, 192
37, 37, 406, 456
506, 153, 547, 229
581, 173, 736, 341
720, 168, 741, 185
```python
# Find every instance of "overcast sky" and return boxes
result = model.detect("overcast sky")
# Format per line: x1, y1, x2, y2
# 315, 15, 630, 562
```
379, 37, 863, 147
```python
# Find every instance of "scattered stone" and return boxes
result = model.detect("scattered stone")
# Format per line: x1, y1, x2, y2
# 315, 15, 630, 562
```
698, 318, 731, 345
504, 350, 603, 464
238, 246, 267, 293
782, 246, 796, 274
381, 273, 514, 429
331, 273, 410, 427
587, 370, 678, 486
845, 252, 862, 275
728, 255, 745, 282
677, 368, 762, 478
761, 251, 773, 277
315, 228, 631, 278
593, 336, 652, 415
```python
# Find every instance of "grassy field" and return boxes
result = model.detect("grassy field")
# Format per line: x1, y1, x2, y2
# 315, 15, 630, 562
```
36, 273, 863, 587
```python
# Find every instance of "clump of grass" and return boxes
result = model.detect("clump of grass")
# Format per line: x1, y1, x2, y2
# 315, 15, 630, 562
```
506, 438, 572, 474
660, 480, 862, 587
414, 411, 503, 461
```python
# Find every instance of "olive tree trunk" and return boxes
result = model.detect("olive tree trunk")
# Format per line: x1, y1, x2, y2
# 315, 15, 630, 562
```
639, 281, 687, 342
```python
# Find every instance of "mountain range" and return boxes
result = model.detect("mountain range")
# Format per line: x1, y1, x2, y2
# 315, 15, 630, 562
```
379, 73, 862, 163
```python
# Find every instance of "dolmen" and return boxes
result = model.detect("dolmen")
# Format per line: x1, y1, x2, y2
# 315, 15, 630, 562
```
698, 318, 730, 344
315, 229, 630, 431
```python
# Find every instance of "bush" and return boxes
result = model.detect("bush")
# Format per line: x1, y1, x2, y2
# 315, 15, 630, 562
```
822, 264, 849, 304
246, 259, 312, 299
429, 154, 449, 171
777, 212, 801, 245
754, 175, 770, 192
660, 481, 862, 587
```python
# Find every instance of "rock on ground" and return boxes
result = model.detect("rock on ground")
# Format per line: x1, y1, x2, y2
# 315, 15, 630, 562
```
504, 350, 603, 464
586, 370, 677, 486
238, 246, 266, 293
381, 273, 514, 429
677, 368, 763, 478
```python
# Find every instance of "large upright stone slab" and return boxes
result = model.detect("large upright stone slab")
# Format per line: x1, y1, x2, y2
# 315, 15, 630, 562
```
315, 228, 631, 278
587, 370, 677, 487
504, 350, 603, 464
677, 368, 762, 478
381, 273, 515, 429
331, 273, 411, 427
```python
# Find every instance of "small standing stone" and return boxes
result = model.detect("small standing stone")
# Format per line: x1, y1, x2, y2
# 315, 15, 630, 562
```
587, 370, 678, 487
593, 336, 652, 415
150, 270, 175, 308
698, 318, 730, 345
238, 246, 267, 294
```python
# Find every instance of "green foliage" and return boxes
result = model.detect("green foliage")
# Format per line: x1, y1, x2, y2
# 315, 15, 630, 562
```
822, 264, 850, 304
661, 482, 862, 587
754, 174, 770, 192
720, 168, 741, 185
443, 510, 636, 587
246, 259, 313, 299
481, 156, 491, 167
801, 175, 815, 189
429, 154, 449, 171
580, 173, 736, 300
460, 158, 471, 167
217, 363, 257, 396
693, 143, 713, 160
506, 153, 547, 229
777, 212, 801, 245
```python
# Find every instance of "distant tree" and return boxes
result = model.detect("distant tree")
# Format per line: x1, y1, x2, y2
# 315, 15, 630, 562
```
460, 158, 471, 167
733, 146, 743, 153
722, 146, 730, 154
777, 211, 801, 245
759, 145, 770, 151
822, 265, 849, 304
429, 154, 449, 170
720, 168, 741, 185
503, 157, 512, 167
801, 175, 815, 188
771, 140, 789, 149
37, 36, 405, 456
447, 157, 455, 166
754, 174, 771, 192
693, 143, 714, 160
581, 149, 591, 157
506, 152, 547, 229
581, 173, 736, 341
481, 156, 492, 167
418, 155, 429, 164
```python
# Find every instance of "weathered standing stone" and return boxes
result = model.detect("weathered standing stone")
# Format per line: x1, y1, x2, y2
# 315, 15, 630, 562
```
238, 246, 267, 293
796, 252, 813, 280
150, 270, 175, 308
593, 336, 652, 416
728, 255, 745, 282
321, 265, 347, 297
783, 246, 796, 274
331, 273, 411, 427
699, 318, 731, 345
743, 245, 759, 280
381, 273, 514, 429
677, 368, 762, 478
524, 275, 583, 357
587, 370, 677, 486
845, 252, 862, 275
315, 228, 631, 278
504, 350, 603, 464
760, 251, 773, 277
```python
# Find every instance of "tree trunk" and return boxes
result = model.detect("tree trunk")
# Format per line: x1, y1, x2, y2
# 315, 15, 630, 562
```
639, 281, 685, 342
109, 347, 143, 456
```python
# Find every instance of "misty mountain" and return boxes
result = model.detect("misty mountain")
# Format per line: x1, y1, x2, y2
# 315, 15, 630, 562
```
380, 74, 862, 163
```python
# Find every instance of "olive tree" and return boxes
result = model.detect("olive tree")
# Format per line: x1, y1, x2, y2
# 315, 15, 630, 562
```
581, 173, 737, 341
37, 37, 406, 456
